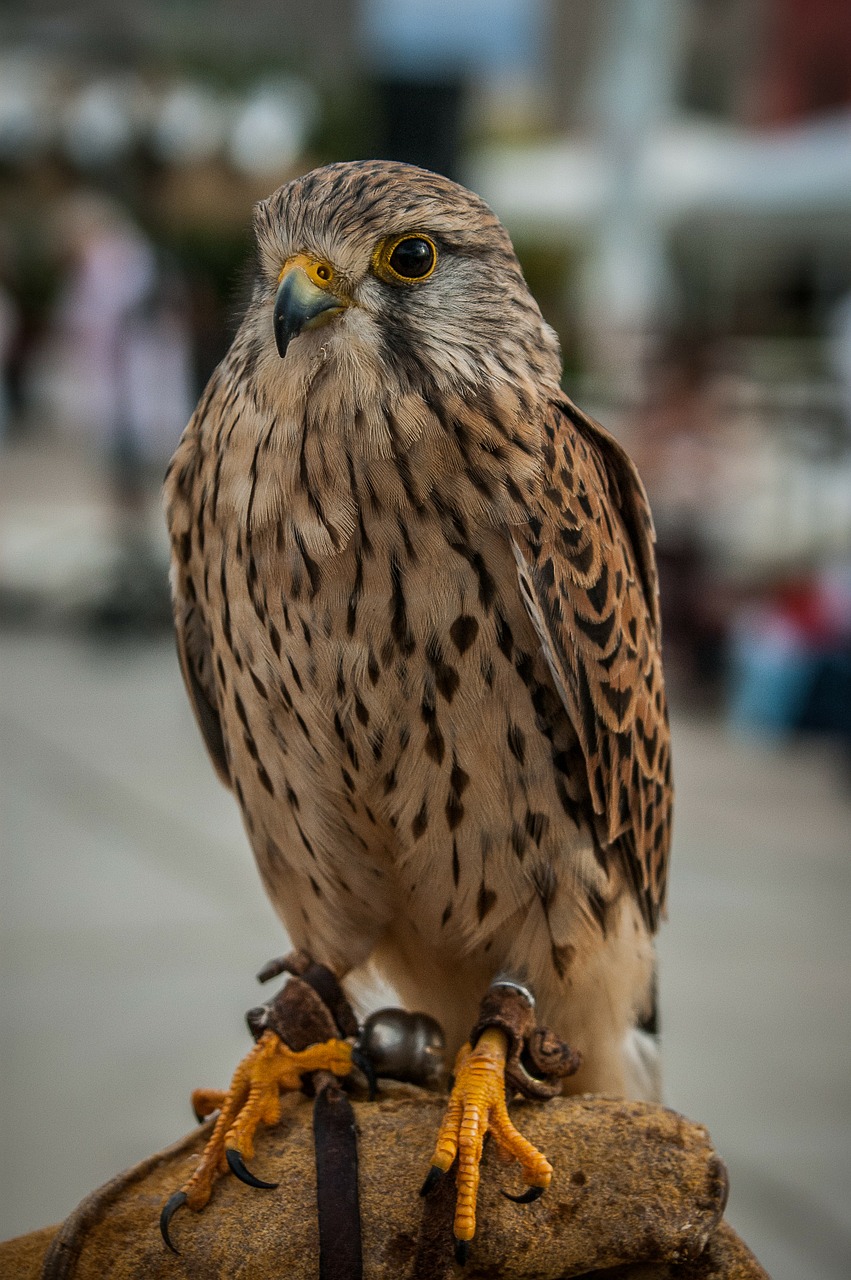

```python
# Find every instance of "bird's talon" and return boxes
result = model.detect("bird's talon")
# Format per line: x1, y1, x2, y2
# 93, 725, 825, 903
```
351, 1046, 378, 1100
225, 1147, 278, 1189
419, 1164, 446, 1196
501, 1184, 545, 1204
428, 1027, 552, 1251
256, 955, 291, 984
454, 1237, 471, 1266
160, 1191, 187, 1254
160, 1030, 354, 1247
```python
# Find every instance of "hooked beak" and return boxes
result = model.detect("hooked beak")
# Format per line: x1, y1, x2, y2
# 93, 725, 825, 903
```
273, 257, 345, 359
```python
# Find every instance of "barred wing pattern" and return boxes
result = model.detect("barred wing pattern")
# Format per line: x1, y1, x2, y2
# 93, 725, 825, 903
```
511, 397, 672, 929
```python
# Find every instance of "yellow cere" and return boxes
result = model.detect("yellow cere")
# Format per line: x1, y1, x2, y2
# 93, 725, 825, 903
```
277, 253, 335, 288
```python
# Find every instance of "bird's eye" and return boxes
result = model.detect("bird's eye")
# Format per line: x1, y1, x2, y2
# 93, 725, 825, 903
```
385, 236, 437, 281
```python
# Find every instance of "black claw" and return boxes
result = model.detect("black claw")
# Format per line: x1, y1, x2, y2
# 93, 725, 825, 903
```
419, 1164, 446, 1197
225, 1147, 278, 1189
160, 1191, 187, 1254
454, 1237, 470, 1265
256, 955, 290, 984
193, 1107, 206, 1125
502, 1184, 546, 1204
351, 1046, 377, 1100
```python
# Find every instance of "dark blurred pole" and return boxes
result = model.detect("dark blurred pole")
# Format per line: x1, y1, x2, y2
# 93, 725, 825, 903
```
373, 76, 465, 179
359, 0, 541, 183
548, 0, 608, 131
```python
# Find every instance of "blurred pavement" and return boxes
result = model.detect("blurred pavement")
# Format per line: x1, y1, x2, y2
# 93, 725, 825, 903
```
1, 631, 850, 1279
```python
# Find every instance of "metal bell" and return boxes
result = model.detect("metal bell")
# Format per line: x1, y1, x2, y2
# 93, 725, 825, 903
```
359, 1008, 446, 1086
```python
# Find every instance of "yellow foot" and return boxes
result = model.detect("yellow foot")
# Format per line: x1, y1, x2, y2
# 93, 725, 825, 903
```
421, 1028, 552, 1264
160, 1030, 353, 1253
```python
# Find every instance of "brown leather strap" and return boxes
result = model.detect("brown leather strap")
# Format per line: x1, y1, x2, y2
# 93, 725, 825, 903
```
313, 1078, 363, 1280
248, 955, 366, 1275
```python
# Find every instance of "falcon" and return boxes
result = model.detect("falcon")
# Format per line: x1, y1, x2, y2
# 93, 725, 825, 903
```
163, 159, 672, 1260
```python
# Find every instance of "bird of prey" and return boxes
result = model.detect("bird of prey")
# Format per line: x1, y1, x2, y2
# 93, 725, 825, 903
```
163, 159, 672, 1259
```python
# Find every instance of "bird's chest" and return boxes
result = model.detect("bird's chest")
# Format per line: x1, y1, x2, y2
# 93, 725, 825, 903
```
242, 512, 530, 757
204, 507, 589, 956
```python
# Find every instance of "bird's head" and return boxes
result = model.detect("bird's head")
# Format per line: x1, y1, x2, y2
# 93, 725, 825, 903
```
243, 160, 562, 419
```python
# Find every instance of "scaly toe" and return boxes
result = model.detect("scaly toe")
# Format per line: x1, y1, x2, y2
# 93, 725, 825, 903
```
160, 1031, 356, 1250
426, 1027, 553, 1259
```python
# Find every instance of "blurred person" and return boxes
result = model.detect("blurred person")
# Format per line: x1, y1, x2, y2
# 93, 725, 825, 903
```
802, 561, 851, 762
0, 278, 19, 441
0, 231, 21, 440
728, 565, 851, 744
34, 193, 192, 630
627, 338, 718, 544
625, 337, 725, 696
42, 192, 192, 470
829, 287, 851, 434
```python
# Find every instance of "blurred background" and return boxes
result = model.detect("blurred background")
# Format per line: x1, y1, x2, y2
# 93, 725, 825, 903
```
1, 1, 850, 1275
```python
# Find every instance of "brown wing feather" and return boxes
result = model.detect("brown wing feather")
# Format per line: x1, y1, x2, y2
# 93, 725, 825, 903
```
511, 396, 672, 928
172, 577, 231, 788
165, 401, 232, 791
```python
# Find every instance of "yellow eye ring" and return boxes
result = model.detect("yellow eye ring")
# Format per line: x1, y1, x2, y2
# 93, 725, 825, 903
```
374, 234, 437, 284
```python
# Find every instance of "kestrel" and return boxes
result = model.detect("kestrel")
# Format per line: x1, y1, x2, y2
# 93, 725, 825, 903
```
163, 160, 672, 1260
